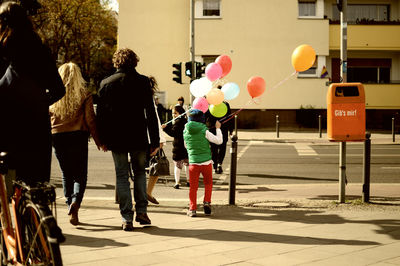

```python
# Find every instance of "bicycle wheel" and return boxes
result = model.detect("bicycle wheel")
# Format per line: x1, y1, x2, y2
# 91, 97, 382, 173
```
0, 229, 8, 266
20, 200, 63, 266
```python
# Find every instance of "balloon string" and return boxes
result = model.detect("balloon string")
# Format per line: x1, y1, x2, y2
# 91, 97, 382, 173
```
219, 99, 253, 124
269, 71, 297, 91
220, 71, 297, 124
163, 108, 192, 126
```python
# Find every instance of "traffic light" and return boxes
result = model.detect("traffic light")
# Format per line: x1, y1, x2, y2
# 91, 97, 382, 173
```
185, 61, 193, 78
172, 63, 182, 84
185, 61, 206, 79
195, 62, 206, 79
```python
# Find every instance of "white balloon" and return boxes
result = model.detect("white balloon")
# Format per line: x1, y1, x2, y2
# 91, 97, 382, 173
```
190, 77, 212, 97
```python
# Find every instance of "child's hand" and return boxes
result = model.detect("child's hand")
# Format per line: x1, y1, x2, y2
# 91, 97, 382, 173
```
215, 121, 221, 129
150, 147, 159, 157
161, 124, 166, 129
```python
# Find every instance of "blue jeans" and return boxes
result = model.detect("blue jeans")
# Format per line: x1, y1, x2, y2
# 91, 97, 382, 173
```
112, 149, 147, 223
52, 131, 89, 206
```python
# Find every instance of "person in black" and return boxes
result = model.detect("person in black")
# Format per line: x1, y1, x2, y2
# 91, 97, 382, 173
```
154, 96, 167, 123
0, 1, 65, 185
96, 48, 160, 231
205, 100, 234, 174
162, 105, 189, 189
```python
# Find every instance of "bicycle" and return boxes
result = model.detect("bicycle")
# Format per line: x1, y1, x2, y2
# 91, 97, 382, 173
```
0, 152, 64, 265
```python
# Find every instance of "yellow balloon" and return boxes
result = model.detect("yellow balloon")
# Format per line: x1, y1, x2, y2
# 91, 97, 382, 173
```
206, 88, 224, 105
291, 44, 316, 72
209, 102, 228, 118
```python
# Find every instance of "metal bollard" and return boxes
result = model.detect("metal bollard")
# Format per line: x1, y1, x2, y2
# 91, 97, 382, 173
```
318, 115, 322, 138
392, 117, 395, 142
362, 132, 371, 203
229, 115, 238, 205
276, 115, 279, 138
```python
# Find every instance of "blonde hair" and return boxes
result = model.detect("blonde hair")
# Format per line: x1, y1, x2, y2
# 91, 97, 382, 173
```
50, 62, 87, 119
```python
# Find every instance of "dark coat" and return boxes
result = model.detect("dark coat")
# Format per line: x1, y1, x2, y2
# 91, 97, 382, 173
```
163, 116, 188, 161
96, 68, 159, 152
0, 34, 65, 183
205, 101, 234, 143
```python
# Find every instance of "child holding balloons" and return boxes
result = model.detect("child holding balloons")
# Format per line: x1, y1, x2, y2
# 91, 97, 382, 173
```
183, 109, 222, 217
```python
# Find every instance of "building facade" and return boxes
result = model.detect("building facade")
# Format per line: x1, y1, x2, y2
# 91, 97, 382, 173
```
118, 0, 400, 129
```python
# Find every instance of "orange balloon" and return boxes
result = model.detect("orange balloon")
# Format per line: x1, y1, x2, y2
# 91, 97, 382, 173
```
291, 44, 316, 72
206, 88, 224, 105
215, 55, 232, 78
247, 76, 265, 98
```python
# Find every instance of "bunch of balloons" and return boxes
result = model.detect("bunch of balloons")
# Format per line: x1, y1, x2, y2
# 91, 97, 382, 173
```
190, 54, 240, 118
190, 44, 316, 119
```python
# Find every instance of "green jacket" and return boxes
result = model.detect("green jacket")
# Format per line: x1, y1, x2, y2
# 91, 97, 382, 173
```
183, 121, 211, 164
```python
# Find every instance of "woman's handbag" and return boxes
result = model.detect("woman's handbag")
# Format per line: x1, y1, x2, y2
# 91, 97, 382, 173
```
149, 149, 170, 176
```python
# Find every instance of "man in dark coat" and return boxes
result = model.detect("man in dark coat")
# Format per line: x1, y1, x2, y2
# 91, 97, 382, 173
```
205, 101, 234, 174
96, 48, 159, 231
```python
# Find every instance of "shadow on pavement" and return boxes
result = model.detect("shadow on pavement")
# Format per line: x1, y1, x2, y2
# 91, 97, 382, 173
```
309, 195, 400, 206
148, 203, 400, 241
62, 233, 128, 248
75, 222, 122, 231
141, 226, 379, 246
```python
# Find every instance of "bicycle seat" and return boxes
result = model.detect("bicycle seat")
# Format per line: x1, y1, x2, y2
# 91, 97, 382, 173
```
0, 151, 8, 174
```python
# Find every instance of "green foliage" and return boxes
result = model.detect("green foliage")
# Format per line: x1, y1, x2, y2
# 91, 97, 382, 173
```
32, 0, 117, 92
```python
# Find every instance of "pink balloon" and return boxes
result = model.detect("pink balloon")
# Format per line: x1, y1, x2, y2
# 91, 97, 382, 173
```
192, 97, 209, 113
215, 55, 232, 78
205, 63, 223, 82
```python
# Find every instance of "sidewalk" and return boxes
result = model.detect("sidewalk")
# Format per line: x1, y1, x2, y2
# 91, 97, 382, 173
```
58, 131, 399, 265
58, 183, 400, 265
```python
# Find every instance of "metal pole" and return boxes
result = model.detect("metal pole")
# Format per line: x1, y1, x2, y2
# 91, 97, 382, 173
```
339, 0, 347, 203
362, 132, 371, 203
318, 115, 322, 138
341, 0, 348, 84
339, 142, 346, 203
276, 115, 279, 138
190, 0, 195, 105
392, 117, 395, 142
229, 115, 238, 205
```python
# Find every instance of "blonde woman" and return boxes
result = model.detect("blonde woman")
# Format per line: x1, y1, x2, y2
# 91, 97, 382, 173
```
50, 62, 102, 226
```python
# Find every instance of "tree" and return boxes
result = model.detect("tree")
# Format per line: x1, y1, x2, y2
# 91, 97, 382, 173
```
31, 0, 117, 93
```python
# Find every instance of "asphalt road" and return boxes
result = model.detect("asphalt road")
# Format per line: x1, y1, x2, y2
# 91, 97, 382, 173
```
50, 140, 399, 201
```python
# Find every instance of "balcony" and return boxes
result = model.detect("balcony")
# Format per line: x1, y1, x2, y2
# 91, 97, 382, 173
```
364, 84, 400, 109
329, 24, 400, 51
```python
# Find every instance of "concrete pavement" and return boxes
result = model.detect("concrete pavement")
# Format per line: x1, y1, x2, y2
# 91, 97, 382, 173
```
56, 131, 399, 265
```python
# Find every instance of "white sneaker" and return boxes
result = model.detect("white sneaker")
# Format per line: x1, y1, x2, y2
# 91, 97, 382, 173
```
187, 210, 197, 217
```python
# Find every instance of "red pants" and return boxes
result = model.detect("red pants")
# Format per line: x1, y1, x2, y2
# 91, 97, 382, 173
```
188, 163, 213, 211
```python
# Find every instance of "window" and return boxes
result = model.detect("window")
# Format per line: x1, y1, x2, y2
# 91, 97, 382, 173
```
332, 4, 389, 23
332, 58, 392, 83
203, 0, 220, 17
297, 55, 325, 78
299, 0, 316, 17
348, 67, 390, 83
202, 55, 218, 66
